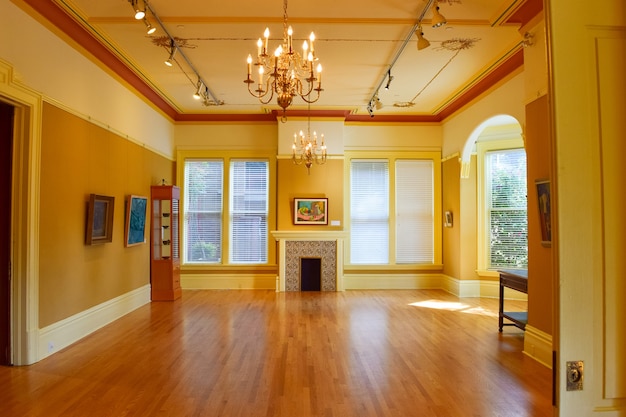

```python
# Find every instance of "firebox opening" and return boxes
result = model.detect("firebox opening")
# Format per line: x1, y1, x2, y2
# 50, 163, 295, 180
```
300, 257, 322, 291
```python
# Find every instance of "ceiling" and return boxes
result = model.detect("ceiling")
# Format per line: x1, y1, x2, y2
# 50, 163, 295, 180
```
18, 0, 541, 122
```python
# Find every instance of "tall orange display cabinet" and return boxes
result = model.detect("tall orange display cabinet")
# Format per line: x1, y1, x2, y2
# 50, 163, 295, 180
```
150, 185, 182, 301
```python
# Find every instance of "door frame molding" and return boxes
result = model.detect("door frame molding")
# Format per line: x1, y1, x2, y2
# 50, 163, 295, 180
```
0, 59, 42, 365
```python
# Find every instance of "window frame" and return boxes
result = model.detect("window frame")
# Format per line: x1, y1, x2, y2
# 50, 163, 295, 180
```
345, 151, 442, 268
177, 150, 276, 269
476, 139, 527, 272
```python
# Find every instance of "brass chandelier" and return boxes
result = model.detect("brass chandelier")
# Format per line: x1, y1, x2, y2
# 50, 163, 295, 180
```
292, 104, 327, 174
244, 0, 323, 121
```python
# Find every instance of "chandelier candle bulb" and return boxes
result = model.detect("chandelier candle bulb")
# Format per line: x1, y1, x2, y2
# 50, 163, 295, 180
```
309, 32, 315, 53
257, 38, 262, 57
263, 28, 270, 55
247, 55, 252, 76
288, 26, 293, 53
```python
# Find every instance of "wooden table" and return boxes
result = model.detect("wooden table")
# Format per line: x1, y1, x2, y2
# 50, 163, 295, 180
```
498, 269, 528, 332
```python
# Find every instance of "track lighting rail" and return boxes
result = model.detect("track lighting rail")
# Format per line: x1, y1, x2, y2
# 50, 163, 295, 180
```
365, 0, 436, 116
142, 1, 222, 106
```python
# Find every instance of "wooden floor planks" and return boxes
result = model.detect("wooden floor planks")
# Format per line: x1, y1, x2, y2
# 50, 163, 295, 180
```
0, 290, 552, 416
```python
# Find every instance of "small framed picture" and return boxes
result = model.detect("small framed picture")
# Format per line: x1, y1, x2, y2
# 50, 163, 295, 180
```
535, 179, 552, 246
86, 194, 115, 245
444, 211, 453, 227
124, 195, 148, 247
294, 198, 328, 225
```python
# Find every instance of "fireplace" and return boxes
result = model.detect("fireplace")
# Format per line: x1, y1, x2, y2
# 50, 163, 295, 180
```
271, 231, 347, 292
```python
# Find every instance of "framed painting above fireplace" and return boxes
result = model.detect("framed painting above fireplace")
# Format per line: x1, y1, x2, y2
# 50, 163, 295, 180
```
294, 198, 328, 225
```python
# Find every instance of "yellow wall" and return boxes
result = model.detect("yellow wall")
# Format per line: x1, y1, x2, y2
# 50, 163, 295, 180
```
459, 156, 478, 281
276, 158, 344, 231
525, 95, 553, 335
442, 156, 461, 279
39, 102, 173, 327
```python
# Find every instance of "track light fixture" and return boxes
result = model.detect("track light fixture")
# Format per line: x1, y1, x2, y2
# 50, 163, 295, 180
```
143, 18, 156, 35
134, 0, 222, 107
385, 71, 394, 90
366, 100, 375, 117
129, 0, 145, 20
415, 26, 430, 50
164, 40, 176, 67
366, 0, 442, 114
193, 79, 203, 100
374, 96, 383, 110
431, 1, 447, 28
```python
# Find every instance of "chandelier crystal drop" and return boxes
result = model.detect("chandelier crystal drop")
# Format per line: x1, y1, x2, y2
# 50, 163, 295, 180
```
244, 0, 323, 121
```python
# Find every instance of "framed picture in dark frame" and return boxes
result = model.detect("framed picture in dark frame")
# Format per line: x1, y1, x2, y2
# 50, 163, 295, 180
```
444, 211, 453, 227
535, 179, 552, 246
294, 198, 328, 225
86, 194, 115, 245
124, 195, 147, 247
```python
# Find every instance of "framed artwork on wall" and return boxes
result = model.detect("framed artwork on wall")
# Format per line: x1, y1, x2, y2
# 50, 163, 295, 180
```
125, 195, 148, 247
535, 179, 552, 247
294, 198, 328, 225
85, 194, 115, 245
444, 211, 453, 227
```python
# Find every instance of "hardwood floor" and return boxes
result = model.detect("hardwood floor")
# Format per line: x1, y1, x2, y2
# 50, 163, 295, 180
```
0, 290, 552, 416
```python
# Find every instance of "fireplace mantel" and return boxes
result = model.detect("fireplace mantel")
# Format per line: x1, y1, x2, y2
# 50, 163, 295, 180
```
271, 231, 347, 292
271, 231, 348, 241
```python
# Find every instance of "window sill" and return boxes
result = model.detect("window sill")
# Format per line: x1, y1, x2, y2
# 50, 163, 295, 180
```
182, 264, 278, 274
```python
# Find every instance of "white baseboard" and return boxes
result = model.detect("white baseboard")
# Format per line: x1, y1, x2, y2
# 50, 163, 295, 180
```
524, 325, 553, 368
38, 285, 151, 361
442, 275, 482, 297
181, 274, 276, 290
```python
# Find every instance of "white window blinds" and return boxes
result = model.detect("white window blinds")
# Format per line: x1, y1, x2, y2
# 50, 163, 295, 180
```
184, 160, 223, 263
229, 160, 268, 264
395, 160, 434, 263
350, 160, 389, 264
486, 149, 528, 269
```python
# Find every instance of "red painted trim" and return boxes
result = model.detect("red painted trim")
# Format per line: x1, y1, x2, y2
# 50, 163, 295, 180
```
345, 114, 442, 123
21, 0, 179, 120
175, 113, 277, 122
436, 49, 524, 121
505, 0, 543, 26
275, 109, 352, 119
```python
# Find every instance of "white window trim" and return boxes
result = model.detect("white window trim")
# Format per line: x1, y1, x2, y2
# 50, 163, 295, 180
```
476, 138, 526, 273
177, 149, 277, 268
344, 150, 442, 267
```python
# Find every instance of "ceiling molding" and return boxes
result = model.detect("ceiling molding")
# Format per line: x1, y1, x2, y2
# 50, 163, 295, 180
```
16, 0, 542, 125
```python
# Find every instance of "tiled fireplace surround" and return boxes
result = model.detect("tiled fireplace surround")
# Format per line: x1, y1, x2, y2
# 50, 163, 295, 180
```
271, 231, 347, 292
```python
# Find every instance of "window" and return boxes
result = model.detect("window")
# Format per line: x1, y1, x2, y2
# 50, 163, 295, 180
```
350, 157, 436, 265
184, 160, 223, 263
350, 160, 389, 264
396, 160, 434, 263
229, 160, 269, 263
485, 149, 527, 269
183, 158, 269, 265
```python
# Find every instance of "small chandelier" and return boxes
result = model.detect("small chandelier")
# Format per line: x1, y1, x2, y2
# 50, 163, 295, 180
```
292, 108, 326, 174
244, 0, 323, 121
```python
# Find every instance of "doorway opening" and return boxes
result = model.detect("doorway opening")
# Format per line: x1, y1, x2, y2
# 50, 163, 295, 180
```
0, 100, 14, 365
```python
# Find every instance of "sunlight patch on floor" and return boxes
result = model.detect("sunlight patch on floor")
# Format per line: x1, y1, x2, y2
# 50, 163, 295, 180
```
408, 300, 498, 317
